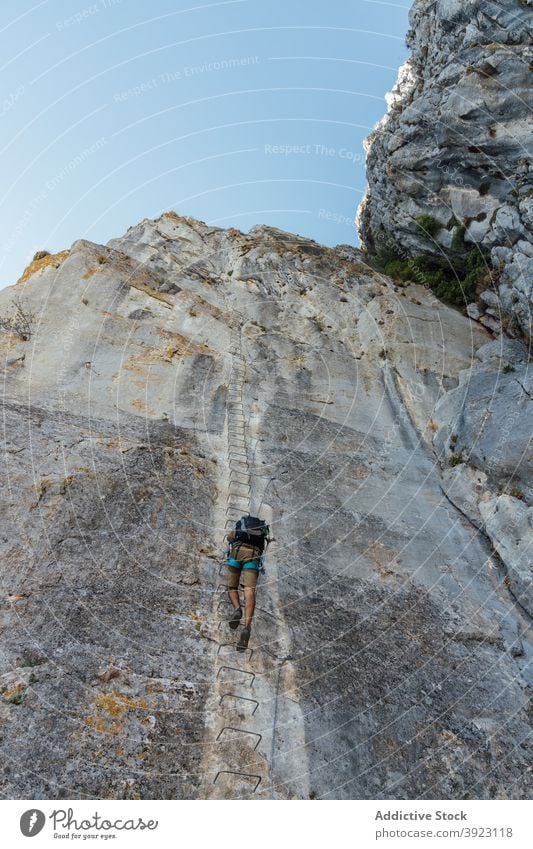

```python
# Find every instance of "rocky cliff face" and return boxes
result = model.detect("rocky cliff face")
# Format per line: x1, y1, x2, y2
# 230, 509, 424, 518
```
358, 0, 533, 338
1, 213, 531, 799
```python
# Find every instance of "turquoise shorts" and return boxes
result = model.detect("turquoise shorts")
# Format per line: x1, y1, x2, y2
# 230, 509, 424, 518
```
227, 557, 259, 571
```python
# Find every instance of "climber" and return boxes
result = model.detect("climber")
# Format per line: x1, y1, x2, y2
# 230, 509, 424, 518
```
225, 515, 270, 651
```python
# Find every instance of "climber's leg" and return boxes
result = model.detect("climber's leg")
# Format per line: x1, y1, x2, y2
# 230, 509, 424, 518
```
227, 567, 242, 628
241, 568, 258, 628
237, 589, 254, 651
228, 587, 241, 610
243, 585, 256, 629
237, 575, 257, 652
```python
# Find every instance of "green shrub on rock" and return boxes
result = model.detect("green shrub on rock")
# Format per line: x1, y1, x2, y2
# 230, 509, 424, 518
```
382, 259, 413, 282
452, 224, 467, 250
449, 453, 464, 467
381, 247, 492, 307
415, 215, 442, 238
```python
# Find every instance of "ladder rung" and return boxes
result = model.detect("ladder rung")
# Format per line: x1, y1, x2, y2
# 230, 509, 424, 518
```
216, 726, 262, 750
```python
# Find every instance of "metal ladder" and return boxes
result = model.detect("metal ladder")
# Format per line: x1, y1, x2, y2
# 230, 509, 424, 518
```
196, 293, 308, 800
199, 318, 270, 797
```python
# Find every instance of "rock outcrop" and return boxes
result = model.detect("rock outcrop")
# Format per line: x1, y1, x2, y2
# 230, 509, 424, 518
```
1, 213, 531, 799
358, 0, 533, 338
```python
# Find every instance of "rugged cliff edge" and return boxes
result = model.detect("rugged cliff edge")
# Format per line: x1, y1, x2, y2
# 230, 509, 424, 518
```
1, 212, 531, 799
358, 0, 533, 338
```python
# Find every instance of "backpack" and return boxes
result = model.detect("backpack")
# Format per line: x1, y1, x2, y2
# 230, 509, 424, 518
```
234, 515, 270, 553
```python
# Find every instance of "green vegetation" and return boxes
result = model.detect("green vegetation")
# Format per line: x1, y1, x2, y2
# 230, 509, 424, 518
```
381, 246, 492, 306
383, 259, 413, 280
373, 225, 495, 308
0, 297, 35, 341
415, 214, 442, 238
374, 237, 403, 267
5, 692, 26, 705
449, 454, 464, 467
451, 224, 467, 250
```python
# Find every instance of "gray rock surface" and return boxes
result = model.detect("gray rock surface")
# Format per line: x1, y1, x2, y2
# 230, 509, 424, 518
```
434, 336, 533, 619
358, 0, 533, 338
0, 212, 531, 799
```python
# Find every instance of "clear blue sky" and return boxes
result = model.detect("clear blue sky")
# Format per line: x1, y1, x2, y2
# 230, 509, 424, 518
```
0, 0, 410, 288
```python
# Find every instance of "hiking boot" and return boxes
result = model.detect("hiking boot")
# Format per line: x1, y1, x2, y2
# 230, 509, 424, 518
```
237, 626, 251, 652
229, 607, 242, 630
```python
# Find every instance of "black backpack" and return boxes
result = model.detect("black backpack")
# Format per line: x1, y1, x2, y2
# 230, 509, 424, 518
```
234, 515, 270, 553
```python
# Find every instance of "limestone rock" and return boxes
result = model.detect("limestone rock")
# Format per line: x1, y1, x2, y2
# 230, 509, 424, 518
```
480, 496, 533, 617
0, 213, 531, 799
358, 0, 533, 338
